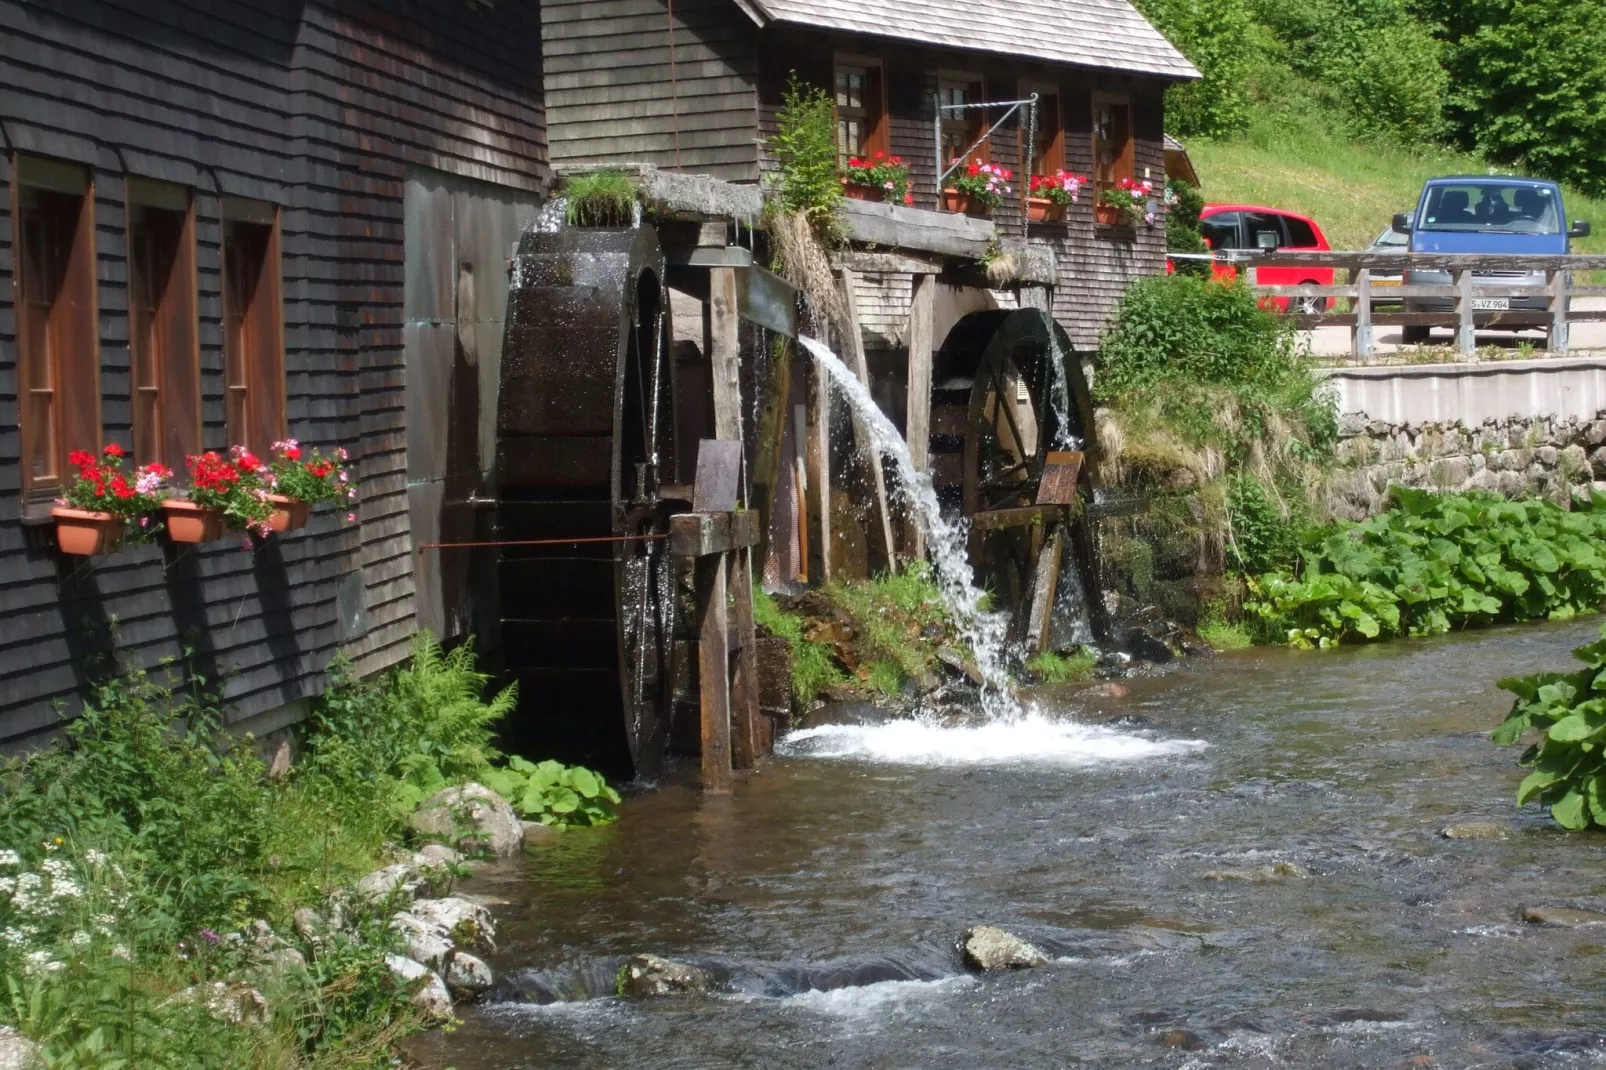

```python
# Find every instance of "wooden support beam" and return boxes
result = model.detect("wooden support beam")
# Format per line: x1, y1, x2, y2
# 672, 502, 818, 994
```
1455, 268, 1475, 356
838, 268, 898, 573
669, 511, 761, 557
1024, 526, 1064, 656
970, 503, 1067, 534
807, 338, 832, 585
729, 548, 761, 770
905, 273, 936, 559
1352, 267, 1373, 364
1550, 269, 1570, 353
751, 336, 793, 566
695, 553, 732, 795
793, 402, 810, 584
709, 267, 742, 442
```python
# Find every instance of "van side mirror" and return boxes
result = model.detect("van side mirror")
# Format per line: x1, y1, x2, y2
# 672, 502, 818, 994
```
1256, 230, 1279, 250
1392, 213, 1411, 234
1570, 220, 1591, 239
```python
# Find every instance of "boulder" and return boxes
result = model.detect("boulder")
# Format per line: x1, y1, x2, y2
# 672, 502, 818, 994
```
961, 926, 1048, 971
292, 906, 327, 944
0, 1027, 40, 1070
413, 844, 462, 868
391, 912, 454, 969
1201, 862, 1309, 882
1522, 905, 1606, 927
410, 897, 496, 953
385, 955, 453, 1022
1440, 822, 1510, 841
169, 982, 270, 1026
355, 862, 422, 903
616, 954, 711, 998
260, 947, 307, 980
409, 783, 525, 856
444, 951, 495, 999
521, 820, 559, 847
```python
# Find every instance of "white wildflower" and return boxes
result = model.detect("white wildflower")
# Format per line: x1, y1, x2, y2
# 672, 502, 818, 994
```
0, 877, 15, 896
82, 849, 107, 866
1, 928, 26, 948
0, 849, 20, 867
69, 931, 91, 949
23, 950, 63, 976
109, 944, 131, 960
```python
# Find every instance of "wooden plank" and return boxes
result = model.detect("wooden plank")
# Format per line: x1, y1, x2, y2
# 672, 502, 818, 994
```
696, 553, 732, 795
693, 438, 743, 513
1352, 267, 1373, 363
751, 336, 794, 567
1238, 251, 1606, 271
670, 511, 761, 556
905, 273, 935, 559
834, 249, 947, 275
1456, 269, 1475, 356
709, 268, 743, 443
793, 402, 810, 585
1024, 526, 1064, 656
729, 548, 762, 770
1036, 451, 1084, 506
838, 196, 995, 259
971, 504, 1066, 534
839, 268, 898, 574
807, 343, 831, 585
1550, 269, 1570, 354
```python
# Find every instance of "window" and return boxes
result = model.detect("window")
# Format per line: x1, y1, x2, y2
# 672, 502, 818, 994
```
1243, 211, 1289, 250
221, 198, 285, 456
126, 179, 200, 470
1200, 211, 1241, 250
13, 156, 99, 510
835, 60, 886, 161
1283, 215, 1319, 249
938, 76, 986, 169
1024, 88, 1063, 177
1091, 94, 1133, 189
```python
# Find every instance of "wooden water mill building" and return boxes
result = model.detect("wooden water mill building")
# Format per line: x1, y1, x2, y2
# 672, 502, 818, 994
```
0, 0, 1195, 785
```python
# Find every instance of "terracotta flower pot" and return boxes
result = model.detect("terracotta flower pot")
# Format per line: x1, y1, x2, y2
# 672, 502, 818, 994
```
942, 188, 979, 215
52, 507, 124, 556
1027, 197, 1066, 222
842, 183, 880, 202
1095, 202, 1125, 226
268, 495, 311, 534
164, 499, 226, 544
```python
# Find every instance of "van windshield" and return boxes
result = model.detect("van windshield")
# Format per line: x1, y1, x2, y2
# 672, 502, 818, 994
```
1418, 182, 1561, 235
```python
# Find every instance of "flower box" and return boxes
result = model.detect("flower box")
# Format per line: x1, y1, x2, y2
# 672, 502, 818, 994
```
842, 183, 880, 202
164, 499, 227, 544
942, 189, 983, 216
52, 507, 123, 556
1027, 197, 1065, 223
1095, 202, 1124, 226
267, 495, 311, 534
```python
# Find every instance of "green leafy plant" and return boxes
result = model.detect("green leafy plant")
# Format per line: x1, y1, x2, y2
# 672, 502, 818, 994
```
565, 170, 638, 227
769, 73, 841, 227
1493, 624, 1606, 829
1246, 487, 1606, 647
482, 757, 621, 827
267, 438, 354, 506
1026, 647, 1098, 683
1165, 179, 1209, 278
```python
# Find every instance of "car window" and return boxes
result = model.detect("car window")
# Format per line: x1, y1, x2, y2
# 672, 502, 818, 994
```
1200, 211, 1241, 250
1372, 226, 1409, 248
1283, 215, 1319, 248
1419, 182, 1560, 234
1242, 211, 1289, 250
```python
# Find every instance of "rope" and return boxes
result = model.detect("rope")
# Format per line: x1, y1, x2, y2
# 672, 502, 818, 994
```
415, 533, 667, 553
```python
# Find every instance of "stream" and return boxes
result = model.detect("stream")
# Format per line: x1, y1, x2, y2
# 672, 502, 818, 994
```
419, 618, 1606, 1068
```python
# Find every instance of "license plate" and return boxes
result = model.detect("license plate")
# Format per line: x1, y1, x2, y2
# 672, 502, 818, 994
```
1472, 298, 1510, 311
1371, 278, 1401, 287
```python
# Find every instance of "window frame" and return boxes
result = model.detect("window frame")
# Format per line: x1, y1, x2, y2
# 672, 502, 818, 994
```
1243, 210, 1292, 251
1020, 81, 1064, 179
1091, 92, 1134, 191
937, 71, 988, 173
834, 54, 888, 164
12, 155, 101, 515
220, 196, 286, 458
1200, 210, 1243, 251
125, 177, 201, 472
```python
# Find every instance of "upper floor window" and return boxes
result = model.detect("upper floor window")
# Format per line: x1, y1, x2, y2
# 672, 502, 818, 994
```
938, 75, 987, 169
835, 60, 886, 162
1092, 94, 1133, 189
13, 156, 99, 512
1025, 88, 1063, 177
221, 197, 285, 456
126, 178, 200, 471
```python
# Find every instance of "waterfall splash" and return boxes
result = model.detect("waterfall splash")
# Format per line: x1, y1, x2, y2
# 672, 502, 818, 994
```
1045, 328, 1079, 451
798, 335, 1020, 720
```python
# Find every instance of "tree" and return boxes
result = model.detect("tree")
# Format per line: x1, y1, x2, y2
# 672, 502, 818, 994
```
1135, 0, 1256, 137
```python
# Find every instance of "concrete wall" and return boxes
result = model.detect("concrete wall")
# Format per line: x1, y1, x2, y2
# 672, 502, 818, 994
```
1326, 356, 1606, 427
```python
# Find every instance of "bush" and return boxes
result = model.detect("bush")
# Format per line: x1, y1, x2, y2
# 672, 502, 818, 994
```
1246, 487, 1606, 647
1493, 624, 1606, 829
1336, 20, 1447, 144
768, 73, 842, 226
565, 170, 637, 227
1136, 0, 1257, 137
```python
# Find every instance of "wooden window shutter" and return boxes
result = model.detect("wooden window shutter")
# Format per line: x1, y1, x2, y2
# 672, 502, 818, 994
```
127, 181, 200, 469
222, 202, 285, 456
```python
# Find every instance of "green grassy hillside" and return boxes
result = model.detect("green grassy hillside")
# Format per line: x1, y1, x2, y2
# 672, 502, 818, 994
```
1187, 120, 1606, 255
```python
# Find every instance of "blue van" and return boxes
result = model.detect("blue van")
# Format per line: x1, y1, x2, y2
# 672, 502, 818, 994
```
1396, 176, 1589, 344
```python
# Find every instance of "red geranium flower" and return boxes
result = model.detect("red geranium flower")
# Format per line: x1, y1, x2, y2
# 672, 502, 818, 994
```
69, 450, 94, 467
102, 443, 125, 458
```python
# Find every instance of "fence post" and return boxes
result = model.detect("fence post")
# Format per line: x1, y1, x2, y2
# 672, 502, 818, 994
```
1352, 267, 1373, 364
1455, 268, 1475, 357
1549, 269, 1570, 354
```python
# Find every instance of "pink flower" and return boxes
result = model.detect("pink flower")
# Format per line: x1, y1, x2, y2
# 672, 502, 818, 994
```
346, 512, 356, 523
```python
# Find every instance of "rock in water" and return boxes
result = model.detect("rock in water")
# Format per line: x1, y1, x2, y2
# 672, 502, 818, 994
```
616, 954, 711, 997
385, 955, 454, 1022
1440, 822, 1510, 841
409, 783, 525, 856
444, 951, 495, 999
961, 926, 1048, 971
1522, 905, 1606, 927
410, 897, 497, 953
392, 912, 454, 969
1201, 862, 1309, 883
0, 1026, 40, 1070
356, 862, 422, 902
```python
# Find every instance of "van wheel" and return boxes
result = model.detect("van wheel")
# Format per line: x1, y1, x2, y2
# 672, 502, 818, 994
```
1401, 324, 1431, 344
1296, 294, 1326, 316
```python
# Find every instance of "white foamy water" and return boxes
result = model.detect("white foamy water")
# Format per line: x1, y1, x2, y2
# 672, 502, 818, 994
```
777, 712, 1206, 767
775, 976, 973, 1019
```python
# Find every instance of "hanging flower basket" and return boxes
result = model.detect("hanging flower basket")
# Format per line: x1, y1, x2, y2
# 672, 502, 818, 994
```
1026, 197, 1065, 222
267, 494, 312, 534
51, 507, 124, 556
164, 499, 227, 544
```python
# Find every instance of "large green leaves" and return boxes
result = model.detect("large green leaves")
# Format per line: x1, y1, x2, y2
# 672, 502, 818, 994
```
1495, 624, 1606, 831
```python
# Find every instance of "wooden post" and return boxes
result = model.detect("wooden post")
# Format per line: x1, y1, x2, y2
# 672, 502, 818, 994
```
1024, 524, 1064, 656
1352, 267, 1373, 364
793, 402, 809, 584
695, 552, 732, 795
837, 268, 898, 573
905, 273, 935, 558
1455, 268, 1475, 357
751, 335, 793, 564
709, 267, 742, 442
1549, 269, 1570, 354
729, 548, 761, 770
807, 346, 832, 585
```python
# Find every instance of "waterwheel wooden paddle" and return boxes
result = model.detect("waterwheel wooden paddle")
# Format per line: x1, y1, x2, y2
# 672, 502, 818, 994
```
929, 308, 1110, 647
494, 224, 680, 778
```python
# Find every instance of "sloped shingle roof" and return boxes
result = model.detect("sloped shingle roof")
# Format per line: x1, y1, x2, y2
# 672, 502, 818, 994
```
738, 0, 1199, 81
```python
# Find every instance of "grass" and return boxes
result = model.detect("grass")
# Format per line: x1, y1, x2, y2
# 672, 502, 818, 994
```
564, 170, 637, 227
1197, 619, 1254, 650
753, 588, 848, 701
1188, 112, 1606, 255
1026, 648, 1098, 684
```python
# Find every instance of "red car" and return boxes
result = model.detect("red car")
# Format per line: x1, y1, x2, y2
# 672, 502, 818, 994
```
1199, 204, 1334, 313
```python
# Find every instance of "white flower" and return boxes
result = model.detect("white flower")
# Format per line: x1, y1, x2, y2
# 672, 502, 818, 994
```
1, 928, 26, 948
23, 950, 63, 976
0, 850, 20, 867
70, 931, 91, 948
0, 877, 15, 896
109, 944, 131, 960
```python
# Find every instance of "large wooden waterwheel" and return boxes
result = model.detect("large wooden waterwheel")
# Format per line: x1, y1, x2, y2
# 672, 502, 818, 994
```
929, 308, 1109, 642
493, 225, 679, 778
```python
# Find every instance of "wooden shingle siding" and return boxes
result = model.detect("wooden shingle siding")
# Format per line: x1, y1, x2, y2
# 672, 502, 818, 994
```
543, 0, 759, 182
0, 0, 548, 745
